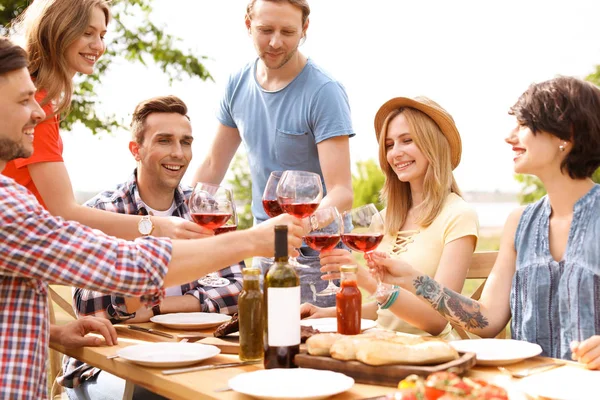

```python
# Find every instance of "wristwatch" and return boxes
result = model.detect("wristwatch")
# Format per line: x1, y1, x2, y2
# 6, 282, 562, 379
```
138, 215, 154, 236
152, 304, 161, 316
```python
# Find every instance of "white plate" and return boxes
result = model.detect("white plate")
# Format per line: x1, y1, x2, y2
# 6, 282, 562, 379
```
519, 364, 599, 400
300, 317, 377, 333
228, 368, 355, 400
449, 339, 542, 366
117, 342, 220, 368
150, 312, 231, 330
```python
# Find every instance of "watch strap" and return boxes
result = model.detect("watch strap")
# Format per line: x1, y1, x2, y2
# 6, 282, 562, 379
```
152, 304, 161, 316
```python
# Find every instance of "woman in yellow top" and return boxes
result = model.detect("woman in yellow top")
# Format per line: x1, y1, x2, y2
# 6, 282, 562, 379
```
302, 96, 479, 339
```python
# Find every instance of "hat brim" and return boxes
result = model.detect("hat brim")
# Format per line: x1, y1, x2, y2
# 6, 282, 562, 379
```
374, 97, 462, 169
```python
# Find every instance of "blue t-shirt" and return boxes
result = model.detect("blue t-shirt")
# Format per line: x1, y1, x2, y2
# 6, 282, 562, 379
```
217, 58, 355, 223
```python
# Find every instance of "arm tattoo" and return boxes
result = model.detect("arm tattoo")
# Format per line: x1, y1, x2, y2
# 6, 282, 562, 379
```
413, 275, 489, 330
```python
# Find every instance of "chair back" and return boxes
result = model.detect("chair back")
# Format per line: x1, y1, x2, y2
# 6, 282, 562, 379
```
48, 286, 77, 399
452, 251, 506, 340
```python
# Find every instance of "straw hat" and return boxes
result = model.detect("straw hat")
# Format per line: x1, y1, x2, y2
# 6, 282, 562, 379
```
373, 96, 462, 169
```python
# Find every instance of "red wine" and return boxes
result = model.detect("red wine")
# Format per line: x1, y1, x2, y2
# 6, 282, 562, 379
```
191, 213, 231, 230
262, 199, 284, 218
279, 202, 319, 218
304, 234, 341, 251
214, 225, 237, 235
342, 233, 384, 253
264, 345, 300, 369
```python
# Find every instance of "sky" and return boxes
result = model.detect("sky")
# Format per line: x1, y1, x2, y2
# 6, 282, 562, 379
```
61, 0, 600, 194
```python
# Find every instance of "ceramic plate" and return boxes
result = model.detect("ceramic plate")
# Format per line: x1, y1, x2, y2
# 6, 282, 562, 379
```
519, 364, 598, 400
151, 312, 231, 330
449, 339, 542, 366
228, 368, 355, 400
117, 342, 220, 368
300, 317, 376, 333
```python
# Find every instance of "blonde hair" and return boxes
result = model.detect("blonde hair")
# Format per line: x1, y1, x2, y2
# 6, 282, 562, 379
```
12, 0, 110, 117
378, 106, 462, 234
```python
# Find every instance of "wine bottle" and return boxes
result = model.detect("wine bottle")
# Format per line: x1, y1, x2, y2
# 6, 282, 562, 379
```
263, 225, 300, 369
239, 267, 263, 362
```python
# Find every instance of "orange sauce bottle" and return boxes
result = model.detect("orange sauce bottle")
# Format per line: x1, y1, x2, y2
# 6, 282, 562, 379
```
336, 265, 362, 335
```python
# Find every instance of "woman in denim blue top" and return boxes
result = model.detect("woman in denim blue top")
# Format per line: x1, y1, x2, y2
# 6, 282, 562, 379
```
368, 76, 600, 369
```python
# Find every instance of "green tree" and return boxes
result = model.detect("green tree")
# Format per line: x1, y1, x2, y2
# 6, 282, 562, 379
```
514, 68, 600, 204
352, 159, 385, 210
0, 0, 213, 135
227, 153, 253, 230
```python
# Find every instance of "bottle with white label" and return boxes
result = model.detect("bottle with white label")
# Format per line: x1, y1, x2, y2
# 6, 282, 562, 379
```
263, 225, 300, 369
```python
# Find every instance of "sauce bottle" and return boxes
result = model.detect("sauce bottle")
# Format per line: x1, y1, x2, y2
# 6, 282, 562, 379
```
336, 264, 362, 335
238, 267, 263, 362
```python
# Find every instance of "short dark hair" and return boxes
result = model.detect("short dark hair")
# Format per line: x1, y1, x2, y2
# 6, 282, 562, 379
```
509, 76, 600, 179
130, 95, 190, 144
0, 37, 28, 77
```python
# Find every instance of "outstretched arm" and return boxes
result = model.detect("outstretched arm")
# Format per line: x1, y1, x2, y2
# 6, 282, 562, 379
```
370, 207, 524, 338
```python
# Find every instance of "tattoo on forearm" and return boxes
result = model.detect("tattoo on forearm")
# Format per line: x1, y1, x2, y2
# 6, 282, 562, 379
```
413, 276, 489, 330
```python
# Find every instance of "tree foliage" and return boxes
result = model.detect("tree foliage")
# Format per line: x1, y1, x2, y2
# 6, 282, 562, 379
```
352, 159, 385, 210
0, 0, 213, 135
226, 153, 253, 230
514, 67, 600, 204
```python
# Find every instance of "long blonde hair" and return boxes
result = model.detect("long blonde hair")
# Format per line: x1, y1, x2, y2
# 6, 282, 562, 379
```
379, 107, 461, 235
12, 0, 110, 117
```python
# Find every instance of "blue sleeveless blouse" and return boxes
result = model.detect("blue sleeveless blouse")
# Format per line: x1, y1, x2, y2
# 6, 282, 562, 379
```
511, 185, 600, 359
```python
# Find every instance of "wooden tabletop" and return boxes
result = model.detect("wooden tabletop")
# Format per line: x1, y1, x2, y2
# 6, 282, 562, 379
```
50, 330, 594, 400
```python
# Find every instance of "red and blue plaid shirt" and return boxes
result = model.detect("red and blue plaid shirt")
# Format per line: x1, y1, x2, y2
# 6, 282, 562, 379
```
60, 170, 243, 388
0, 174, 172, 399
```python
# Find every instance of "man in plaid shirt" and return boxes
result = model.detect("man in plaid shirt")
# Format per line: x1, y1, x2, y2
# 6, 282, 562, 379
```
0, 38, 304, 400
62, 96, 244, 398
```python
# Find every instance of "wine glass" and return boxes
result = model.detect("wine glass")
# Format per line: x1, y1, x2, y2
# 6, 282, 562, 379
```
341, 203, 397, 299
303, 206, 343, 296
189, 182, 234, 287
262, 171, 285, 218
214, 203, 238, 235
276, 170, 323, 269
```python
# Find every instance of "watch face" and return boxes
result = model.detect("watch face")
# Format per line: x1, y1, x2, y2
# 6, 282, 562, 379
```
139, 218, 153, 235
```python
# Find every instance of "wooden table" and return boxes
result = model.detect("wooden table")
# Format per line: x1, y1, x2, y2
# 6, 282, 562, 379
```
50, 332, 589, 400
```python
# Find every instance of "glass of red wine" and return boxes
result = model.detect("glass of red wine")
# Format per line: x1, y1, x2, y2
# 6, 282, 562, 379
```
214, 203, 238, 235
262, 171, 285, 219
276, 170, 323, 269
341, 203, 397, 299
190, 182, 234, 287
303, 206, 343, 296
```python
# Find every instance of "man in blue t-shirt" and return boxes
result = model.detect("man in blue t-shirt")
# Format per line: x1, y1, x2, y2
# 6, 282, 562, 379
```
193, 0, 355, 307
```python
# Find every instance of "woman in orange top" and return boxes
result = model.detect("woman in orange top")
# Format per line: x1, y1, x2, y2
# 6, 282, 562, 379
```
2, 0, 205, 240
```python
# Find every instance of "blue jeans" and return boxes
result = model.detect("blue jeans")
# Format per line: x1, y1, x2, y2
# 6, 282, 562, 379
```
65, 371, 167, 400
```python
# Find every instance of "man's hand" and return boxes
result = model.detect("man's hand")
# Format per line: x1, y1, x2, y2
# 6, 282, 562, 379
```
300, 302, 336, 319
51, 317, 118, 349
571, 336, 600, 369
319, 249, 354, 280
250, 214, 304, 256
153, 216, 214, 239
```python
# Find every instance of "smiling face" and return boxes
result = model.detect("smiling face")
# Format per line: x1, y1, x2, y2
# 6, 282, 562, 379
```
505, 120, 566, 176
385, 113, 429, 186
130, 112, 193, 194
246, 0, 307, 70
0, 68, 44, 165
64, 6, 107, 76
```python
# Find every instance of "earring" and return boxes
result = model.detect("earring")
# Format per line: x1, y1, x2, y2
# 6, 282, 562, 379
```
559, 143, 566, 152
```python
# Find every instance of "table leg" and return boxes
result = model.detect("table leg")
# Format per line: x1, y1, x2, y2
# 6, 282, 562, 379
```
122, 381, 134, 400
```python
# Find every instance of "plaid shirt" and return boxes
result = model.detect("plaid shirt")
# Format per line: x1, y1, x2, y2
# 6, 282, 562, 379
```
0, 174, 171, 400
61, 170, 243, 388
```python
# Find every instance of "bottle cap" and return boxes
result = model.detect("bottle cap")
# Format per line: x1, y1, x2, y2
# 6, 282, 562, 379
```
242, 267, 261, 276
274, 225, 288, 260
340, 265, 358, 273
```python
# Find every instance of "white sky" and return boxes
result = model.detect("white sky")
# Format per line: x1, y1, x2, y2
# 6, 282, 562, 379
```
62, 0, 600, 193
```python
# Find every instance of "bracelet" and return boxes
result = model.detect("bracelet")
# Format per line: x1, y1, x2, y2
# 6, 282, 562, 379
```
152, 304, 161, 316
378, 286, 400, 310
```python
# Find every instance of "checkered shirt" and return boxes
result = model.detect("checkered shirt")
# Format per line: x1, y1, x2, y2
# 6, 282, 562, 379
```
60, 170, 243, 389
0, 174, 171, 400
